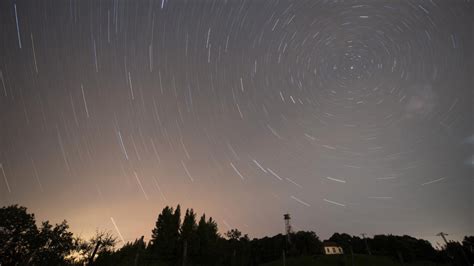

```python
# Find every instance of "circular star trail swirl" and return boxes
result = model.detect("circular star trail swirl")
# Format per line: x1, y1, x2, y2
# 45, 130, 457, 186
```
0, 0, 471, 243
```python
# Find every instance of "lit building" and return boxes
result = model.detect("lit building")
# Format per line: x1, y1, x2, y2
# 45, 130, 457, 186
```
323, 241, 344, 255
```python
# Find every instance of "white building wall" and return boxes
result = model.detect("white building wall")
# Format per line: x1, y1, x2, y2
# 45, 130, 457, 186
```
324, 246, 343, 255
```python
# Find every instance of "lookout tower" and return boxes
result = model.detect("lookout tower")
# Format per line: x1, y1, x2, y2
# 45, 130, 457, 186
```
283, 213, 292, 244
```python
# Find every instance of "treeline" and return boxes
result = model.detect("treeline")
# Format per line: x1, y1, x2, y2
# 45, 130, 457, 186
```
327, 232, 473, 265
1, 204, 473, 266
93, 205, 326, 265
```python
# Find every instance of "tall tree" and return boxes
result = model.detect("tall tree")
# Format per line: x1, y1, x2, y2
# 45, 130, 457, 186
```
180, 208, 197, 265
149, 205, 182, 262
196, 214, 220, 264
226, 229, 242, 265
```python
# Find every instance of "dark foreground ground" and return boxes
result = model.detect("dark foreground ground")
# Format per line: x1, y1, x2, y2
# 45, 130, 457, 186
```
262, 254, 449, 266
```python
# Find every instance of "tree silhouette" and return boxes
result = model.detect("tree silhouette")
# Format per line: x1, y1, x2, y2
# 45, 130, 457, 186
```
292, 231, 322, 256
0, 205, 39, 264
462, 236, 474, 264
225, 229, 242, 265
0, 205, 76, 265
149, 205, 182, 263
180, 208, 197, 265
76, 230, 117, 264
329, 232, 354, 252
225, 228, 242, 241
94, 236, 146, 266
195, 214, 220, 265
32, 220, 75, 265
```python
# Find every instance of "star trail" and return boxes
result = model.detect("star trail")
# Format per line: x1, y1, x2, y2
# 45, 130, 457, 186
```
0, 0, 472, 244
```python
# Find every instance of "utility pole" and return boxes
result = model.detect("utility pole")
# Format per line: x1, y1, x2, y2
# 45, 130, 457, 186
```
437, 232, 449, 246
437, 232, 470, 266
437, 232, 454, 260
348, 240, 354, 266
282, 250, 286, 266
361, 233, 372, 255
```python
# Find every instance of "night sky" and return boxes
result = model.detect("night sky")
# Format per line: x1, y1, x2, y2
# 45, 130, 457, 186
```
0, 0, 472, 245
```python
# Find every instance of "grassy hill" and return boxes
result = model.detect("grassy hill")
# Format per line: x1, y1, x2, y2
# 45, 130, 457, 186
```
261, 254, 448, 266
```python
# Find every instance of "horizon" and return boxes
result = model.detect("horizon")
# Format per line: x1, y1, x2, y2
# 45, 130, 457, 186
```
0, 0, 471, 253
